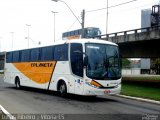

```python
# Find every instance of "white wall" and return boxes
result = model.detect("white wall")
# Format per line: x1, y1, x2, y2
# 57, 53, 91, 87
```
122, 68, 141, 75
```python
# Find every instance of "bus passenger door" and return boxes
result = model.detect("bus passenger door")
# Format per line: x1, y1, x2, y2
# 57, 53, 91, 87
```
70, 43, 84, 94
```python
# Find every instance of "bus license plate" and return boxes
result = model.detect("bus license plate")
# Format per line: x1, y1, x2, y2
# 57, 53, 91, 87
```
104, 90, 110, 94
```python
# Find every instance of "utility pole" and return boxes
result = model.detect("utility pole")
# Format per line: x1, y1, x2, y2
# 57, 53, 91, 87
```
106, 0, 109, 35
81, 9, 85, 38
10, 32, 14, 50
51, 0, 85, 39
26, 24, 31, 48
51, 11, 58, 42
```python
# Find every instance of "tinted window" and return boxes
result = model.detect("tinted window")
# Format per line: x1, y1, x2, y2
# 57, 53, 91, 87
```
54, 44, 68, 61
21, 50, 30, 62
13, 51, 20, 62
75, 30, 79, 35
70, 43, 83, 77
31, 48, 40, 62
62, 33, 65, 37
71, 31, 74, 35
86, 43, 121, 80
41, 46, 54, 61
6, 52, 13, 63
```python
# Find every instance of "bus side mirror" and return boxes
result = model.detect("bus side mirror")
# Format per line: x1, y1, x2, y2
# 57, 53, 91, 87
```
83, 56, 88, 67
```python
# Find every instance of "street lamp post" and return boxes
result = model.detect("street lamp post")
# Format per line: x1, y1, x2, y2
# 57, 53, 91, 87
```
10, 32, 14, 50
26, 24, 31, 48
51, 0, 85, 38
51, 11, 58, 42
106, 0, 109, 36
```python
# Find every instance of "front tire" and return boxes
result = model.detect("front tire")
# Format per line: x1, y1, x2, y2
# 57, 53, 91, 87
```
59, 82, 67, 97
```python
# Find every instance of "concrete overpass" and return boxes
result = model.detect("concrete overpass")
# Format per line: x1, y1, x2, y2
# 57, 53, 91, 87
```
101, 26, 160, 58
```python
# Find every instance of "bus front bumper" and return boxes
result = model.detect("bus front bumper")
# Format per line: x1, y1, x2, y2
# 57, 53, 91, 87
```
83, 84, 121, 96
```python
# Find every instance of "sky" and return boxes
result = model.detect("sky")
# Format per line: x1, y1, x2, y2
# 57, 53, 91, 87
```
0, 0, 159, 51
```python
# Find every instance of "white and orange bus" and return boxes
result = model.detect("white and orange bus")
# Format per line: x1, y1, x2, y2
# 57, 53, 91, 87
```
4, 39, 121, 96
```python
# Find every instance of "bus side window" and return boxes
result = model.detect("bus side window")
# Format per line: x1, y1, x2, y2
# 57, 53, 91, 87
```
6, 52, 13, 63
84, 29, 87, 38
71, 31, 74, 36
13, 51, 20, 63
62, 33, 65, 38
75, 30, 78, 35
41, 46, 54, 61
70, 43, 83, 77
21, 50, 30, 62
54, 44, 68, 61
31, 48, 40, 62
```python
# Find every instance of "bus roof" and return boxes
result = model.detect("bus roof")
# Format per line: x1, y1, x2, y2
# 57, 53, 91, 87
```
7, 39, 117, 52
63, 39, 118, 46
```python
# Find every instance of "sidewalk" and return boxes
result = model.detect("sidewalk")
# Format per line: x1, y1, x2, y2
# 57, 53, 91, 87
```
115, 94, 160, 105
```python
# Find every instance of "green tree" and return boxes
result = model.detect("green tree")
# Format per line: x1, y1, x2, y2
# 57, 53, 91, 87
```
122, 58, 131, 68
155, 58, 160, 74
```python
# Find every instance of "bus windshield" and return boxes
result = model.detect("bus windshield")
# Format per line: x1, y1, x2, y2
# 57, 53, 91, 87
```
86, 43, 121, 80
86, 28, 101, 38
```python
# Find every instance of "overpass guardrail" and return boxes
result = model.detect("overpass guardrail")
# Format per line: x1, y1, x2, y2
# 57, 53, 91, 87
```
100, 25, 160, 43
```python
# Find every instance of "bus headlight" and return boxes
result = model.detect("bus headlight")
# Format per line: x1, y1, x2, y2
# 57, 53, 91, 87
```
86, 80, 103, 88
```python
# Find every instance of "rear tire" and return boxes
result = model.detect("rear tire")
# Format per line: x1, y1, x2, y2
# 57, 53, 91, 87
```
15, 77, 21, 89
59, 82, 67, 97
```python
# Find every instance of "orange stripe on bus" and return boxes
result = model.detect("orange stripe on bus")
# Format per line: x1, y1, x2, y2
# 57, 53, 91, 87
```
67, 35, 80, 40
13, 61, 57, 84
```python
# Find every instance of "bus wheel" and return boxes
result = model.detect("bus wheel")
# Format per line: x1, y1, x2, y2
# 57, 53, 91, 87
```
59, 82, 67, 97
15, 77, 21, 89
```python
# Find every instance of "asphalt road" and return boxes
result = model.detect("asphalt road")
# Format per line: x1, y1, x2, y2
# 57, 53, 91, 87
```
0, 76, 160, 120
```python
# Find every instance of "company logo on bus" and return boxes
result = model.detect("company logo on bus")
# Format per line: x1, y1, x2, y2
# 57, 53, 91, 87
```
31, 63, 54, 67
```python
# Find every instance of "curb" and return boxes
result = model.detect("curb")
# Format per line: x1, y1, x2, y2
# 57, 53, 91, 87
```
115, 94, 160, 105
0, 105, 16, 120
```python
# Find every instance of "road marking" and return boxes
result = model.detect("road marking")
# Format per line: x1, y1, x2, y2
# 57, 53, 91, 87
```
115, 94, 160, 105
0, 105, 16, 120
